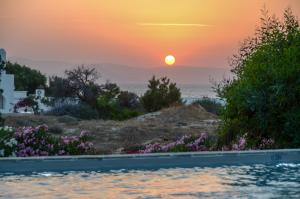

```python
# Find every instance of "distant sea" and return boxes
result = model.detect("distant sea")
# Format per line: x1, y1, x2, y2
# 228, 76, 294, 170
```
120, 84, 218, 104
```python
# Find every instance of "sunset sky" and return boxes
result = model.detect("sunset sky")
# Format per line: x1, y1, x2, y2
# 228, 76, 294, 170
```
1, 0, 300, 69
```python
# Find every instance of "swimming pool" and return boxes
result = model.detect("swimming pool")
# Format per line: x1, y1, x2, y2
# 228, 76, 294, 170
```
1, 164, 300, 198
0, 150, 299, 198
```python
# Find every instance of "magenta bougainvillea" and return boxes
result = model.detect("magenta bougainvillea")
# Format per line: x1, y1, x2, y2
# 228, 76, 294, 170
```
13, 97, 38, 113
0, 125, 95, 157
126, 133, 274, 154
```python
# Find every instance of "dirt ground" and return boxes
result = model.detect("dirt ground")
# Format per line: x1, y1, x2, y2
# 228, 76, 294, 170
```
4, 105, 220, 154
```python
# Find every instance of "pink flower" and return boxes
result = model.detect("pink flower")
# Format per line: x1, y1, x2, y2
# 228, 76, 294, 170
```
259, 138, 274, 149
35, 125, 48, 132
232, 144, 239, 150
238, 137, 246, 150
58, 150, 65, 155
80, 131, 90, 138
231, 136, 247, 150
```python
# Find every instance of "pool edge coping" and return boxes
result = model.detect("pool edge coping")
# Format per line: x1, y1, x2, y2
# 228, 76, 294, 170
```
1, 148, 299, 161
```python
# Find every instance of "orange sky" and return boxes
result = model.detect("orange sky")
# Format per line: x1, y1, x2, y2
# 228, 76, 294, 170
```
1, 0, 300, 68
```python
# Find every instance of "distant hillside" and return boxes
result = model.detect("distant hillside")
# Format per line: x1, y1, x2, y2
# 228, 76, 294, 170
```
9, 57, 231, 85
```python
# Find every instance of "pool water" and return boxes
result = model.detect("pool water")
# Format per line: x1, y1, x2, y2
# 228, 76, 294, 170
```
1, 164, 299, 198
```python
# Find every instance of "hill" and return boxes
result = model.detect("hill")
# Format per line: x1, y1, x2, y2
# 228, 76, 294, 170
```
4, 105, 220, 154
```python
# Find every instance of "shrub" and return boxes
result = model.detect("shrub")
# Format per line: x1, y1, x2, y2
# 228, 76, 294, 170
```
47, 103, 99, 120
96, 96, 140, 120
96, 95, 116, 119
0, 125, 95, 157
117, 91, 141, 110
216, 8, 300, 148
141, 76, 182, 112
128, 133, 215, 153
14, 97, 39, 114
192, 97, 223, 115
110, 108, 140, 121
124, 132, 275, 154
0, 126, 16, 157
100, 82, 120, 99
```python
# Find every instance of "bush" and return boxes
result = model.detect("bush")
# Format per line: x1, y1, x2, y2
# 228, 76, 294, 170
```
217, 8, 300, 148
0, 125, 95, 157
117, 91, 141, 110
127, 133, 215, 153
47, 103, 99, 120
124, 132, 275, 154
110, 108, 140, 121
14, 97, 39, 114
192, 97, 223, 115
96, 96, 140, 120
0, 126, 16, 157
141, 76, 182, 112
96, 95, 117, 119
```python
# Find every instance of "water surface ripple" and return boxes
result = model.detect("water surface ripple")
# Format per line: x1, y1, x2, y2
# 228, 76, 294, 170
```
1, 164, 299, 198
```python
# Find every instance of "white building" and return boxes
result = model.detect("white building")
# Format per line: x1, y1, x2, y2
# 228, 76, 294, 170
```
0, 49, 49, 113
0, 70, 17, 113
0, 49, 6, 63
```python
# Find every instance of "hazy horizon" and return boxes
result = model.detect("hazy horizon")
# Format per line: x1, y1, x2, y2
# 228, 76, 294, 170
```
9, 56, 231, 85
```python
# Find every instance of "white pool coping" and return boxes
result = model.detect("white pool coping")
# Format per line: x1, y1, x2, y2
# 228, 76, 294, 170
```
0, 149, 299, 174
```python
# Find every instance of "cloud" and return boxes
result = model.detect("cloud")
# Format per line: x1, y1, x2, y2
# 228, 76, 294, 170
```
137, 23, 213, 27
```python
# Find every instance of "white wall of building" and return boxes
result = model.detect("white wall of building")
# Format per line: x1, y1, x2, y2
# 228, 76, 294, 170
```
0, 49, 6, 62
0, 71, 15, 113
14, 91, 28, 99
13, 91, 28, 105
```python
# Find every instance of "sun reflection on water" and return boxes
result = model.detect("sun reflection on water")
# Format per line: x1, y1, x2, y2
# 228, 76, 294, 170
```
1, 165, 300, 198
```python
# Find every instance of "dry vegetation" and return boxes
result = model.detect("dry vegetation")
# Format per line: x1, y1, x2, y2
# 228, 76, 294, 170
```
4, 105, 220, 154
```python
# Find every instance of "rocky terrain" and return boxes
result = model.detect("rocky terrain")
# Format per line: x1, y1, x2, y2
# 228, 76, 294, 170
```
4, 105, 220, 154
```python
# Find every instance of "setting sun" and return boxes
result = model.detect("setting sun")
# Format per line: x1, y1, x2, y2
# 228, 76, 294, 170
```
165, 55, 176, 66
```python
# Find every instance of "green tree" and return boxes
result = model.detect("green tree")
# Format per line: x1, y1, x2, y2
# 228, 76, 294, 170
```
5, 62, 47, 94
117, 91, 141, 110
100, 81, 120, 99
216, 8, 300, 148
141, 76, 181, 112
47, 76, 74, 100
65, 65, 103, 108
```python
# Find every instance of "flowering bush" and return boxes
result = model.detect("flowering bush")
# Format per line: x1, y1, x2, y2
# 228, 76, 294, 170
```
221, 134, 274, 151
0, 126, 17, 157
136, 133, 214, 154
259, 138, 275, 149
222, 136, 247, 151
126, 132, 275, 154
13, 97, 39, 113
0, 125, 95, 157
